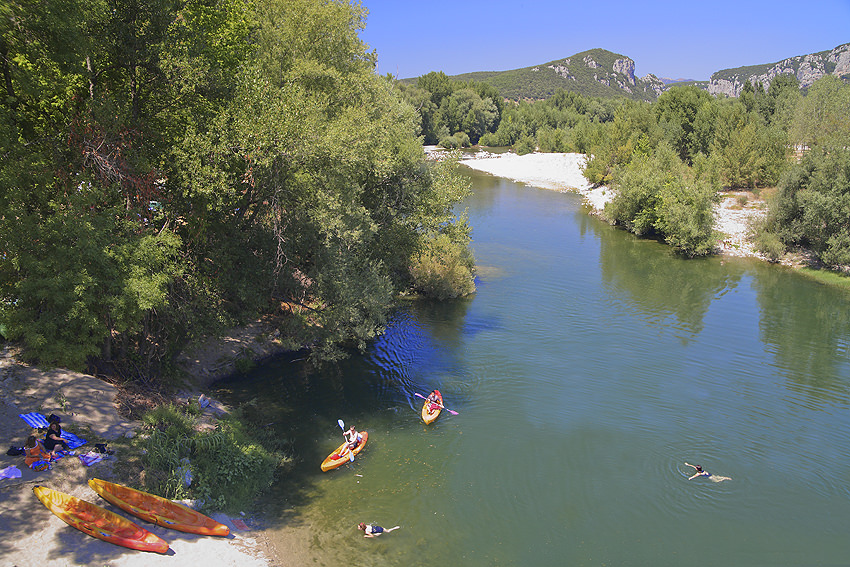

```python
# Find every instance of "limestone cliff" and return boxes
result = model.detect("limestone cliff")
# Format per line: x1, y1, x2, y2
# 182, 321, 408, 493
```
708, 43, 850, 97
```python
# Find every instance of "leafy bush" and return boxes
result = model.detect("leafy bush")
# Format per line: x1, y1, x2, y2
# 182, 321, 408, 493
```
409, 233, 476, 299
605, 142, 719, 256
761, 148, 850, 268
438, 131, 471, 149
138, 403, 289, 512
514, 135, 536, 155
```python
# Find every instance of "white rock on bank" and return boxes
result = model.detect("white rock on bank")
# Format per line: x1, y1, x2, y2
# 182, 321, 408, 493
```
459, 151, 613, 211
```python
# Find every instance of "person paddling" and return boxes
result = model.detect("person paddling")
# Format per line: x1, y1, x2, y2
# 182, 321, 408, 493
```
425, 391, 443, 412
358, 522, 400, 538
343, 426, 362, 453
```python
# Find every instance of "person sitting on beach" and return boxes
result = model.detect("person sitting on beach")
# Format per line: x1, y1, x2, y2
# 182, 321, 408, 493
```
24, 436, 52, 468
358, 522, 400, 538
685, 462, 731, 482
43, 416, 74, 457
343, 426, 362, 452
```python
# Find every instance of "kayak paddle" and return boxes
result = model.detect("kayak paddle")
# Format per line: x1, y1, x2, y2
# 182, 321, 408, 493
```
414, 392, 459, 415
338, 419, 355, 462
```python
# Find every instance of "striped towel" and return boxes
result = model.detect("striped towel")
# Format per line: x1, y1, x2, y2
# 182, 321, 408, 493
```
78, 452, 104, 467
18, 413, 87, 449
19, 412, 50, 428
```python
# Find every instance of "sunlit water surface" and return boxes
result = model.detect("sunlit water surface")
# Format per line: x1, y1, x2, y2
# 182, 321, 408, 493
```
215, 169, 850, 566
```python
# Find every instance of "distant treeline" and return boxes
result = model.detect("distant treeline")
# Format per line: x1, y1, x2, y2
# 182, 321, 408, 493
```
0, 0, 475, 375
401, 73, 850, 262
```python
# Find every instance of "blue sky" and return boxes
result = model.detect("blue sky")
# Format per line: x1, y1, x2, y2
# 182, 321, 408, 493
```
358, 0, 850, 81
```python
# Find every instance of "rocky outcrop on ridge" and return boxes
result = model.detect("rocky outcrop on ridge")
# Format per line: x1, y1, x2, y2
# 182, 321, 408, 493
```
708, 43, 850, 97
542, 50, 665, 99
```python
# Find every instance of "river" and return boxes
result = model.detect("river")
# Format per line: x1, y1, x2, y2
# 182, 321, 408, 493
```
215, 167, 850, 566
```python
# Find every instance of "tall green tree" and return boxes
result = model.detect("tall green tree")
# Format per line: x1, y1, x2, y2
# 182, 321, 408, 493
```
654, 85, 713, 163
1, 0, 475, 372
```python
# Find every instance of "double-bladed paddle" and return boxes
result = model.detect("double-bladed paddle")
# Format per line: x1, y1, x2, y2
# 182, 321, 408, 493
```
338, 419, 355, 462
414, 392, 459, 415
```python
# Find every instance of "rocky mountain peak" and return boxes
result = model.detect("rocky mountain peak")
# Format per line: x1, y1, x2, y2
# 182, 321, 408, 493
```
709, 43, 850, 97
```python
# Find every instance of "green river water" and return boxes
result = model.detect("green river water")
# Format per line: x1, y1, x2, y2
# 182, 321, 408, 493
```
215, 167, 850, 566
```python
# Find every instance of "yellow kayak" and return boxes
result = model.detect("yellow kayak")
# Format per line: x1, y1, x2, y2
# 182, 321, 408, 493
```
421, 389, 443, 424
33, 485, 169, 554
89, 478, 230, 536
321, 431, 368, 471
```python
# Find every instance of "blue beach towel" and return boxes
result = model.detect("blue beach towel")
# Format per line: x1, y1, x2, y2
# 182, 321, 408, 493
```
19, 412, 50, 429
18, 413, 87, 449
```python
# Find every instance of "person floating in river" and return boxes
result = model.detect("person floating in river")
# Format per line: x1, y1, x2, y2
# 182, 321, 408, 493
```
685, 462, 731, 482
358, 522, 400, 538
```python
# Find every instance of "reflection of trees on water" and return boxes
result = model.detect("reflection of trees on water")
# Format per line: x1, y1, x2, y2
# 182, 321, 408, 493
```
462, 168, 506, 214
583, 214, 743, 338
751, 269, 850, 402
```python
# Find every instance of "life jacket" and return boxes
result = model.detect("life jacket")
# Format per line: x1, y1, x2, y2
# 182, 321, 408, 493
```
25, 444, 50, 467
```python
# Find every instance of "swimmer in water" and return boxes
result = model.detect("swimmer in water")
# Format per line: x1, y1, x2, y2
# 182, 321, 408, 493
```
358, 522, 401, 538
685, 462, 731, 482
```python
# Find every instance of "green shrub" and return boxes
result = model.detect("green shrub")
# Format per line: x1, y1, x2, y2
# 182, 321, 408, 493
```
753, 229, 786, 261
137, 403, 289, 511
409, 233, 476, 300
514, 135, 536, 155
606, 142, 718, 256
190, 416, 285, 512
438, 131, 470, 149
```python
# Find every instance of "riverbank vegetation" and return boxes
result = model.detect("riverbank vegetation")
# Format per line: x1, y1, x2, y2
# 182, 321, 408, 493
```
0, 0, 475, 376
406, 70, 849, 262
124, 403, 290, 513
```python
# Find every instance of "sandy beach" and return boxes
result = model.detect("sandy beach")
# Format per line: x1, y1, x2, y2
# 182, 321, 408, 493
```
0, 345, 279, 567
455, 149, 767, 259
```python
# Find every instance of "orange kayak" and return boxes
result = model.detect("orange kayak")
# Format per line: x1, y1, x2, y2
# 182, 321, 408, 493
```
88, 478, 229, 536
421, 389, 443, 424
321, 431, 368, 471
33, 485, 169, 554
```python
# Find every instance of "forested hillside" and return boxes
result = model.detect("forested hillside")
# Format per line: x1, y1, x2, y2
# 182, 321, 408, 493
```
450, 48, 665, 101
401, 63, 850, 263
0, 0, 475, 376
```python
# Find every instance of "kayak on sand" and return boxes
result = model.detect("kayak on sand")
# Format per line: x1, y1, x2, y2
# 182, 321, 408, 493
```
88, 478, 230, 536
33, 485, 169, 554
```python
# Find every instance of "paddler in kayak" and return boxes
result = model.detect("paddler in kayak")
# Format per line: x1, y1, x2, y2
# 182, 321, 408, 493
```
358, 522, 401, 538
426, 391, 443, 412
343, 426, 363, 455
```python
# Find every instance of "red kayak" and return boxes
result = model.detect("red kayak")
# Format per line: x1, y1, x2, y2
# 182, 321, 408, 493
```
33, 485, 169, 553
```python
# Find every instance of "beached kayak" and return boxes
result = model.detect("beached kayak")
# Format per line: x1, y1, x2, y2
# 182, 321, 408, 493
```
321, 431, 369, 471
33, 485, 169, 554
421, 389, 443, 424
88, 478, 229, 536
